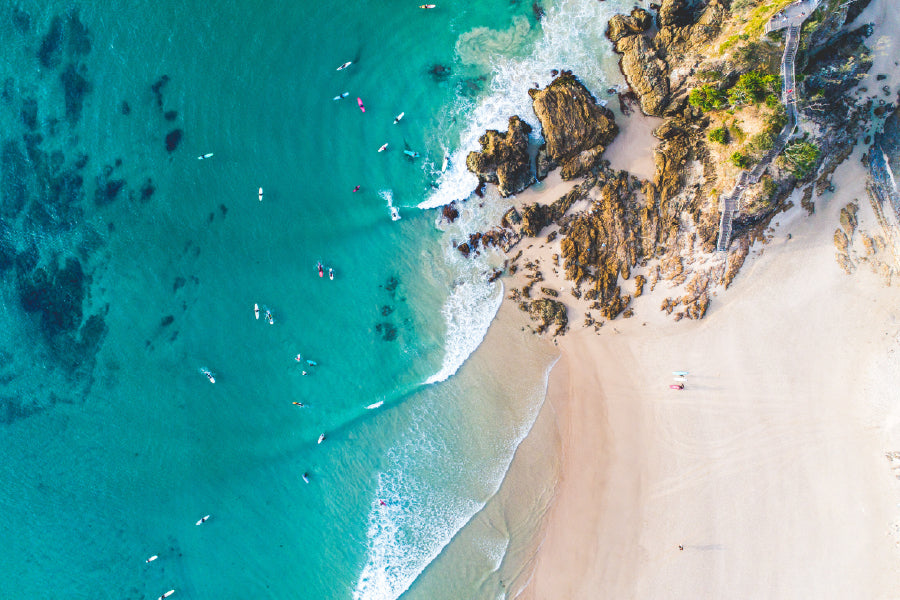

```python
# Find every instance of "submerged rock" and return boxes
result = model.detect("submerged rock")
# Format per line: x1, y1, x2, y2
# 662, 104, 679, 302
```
466, 116, 533, 197
165, 128, 183, 152
19, 256, 86, 340
60, 63, 92, 125
38, 16, 64, 69
529, 72, 619, 180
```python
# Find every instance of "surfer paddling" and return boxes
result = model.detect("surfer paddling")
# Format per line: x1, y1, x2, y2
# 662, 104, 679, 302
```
357, 97, 366, 112
197, 153, 213, 160
393, 112, 405, 124
352, 185, 361, 192
258, 187, 263, 202
201, 368, 216, 384
420, 4, 436, 8
378, 143, 388, 152
333, 92, 349, 100
317, 262, 325, 278
146, 555, 159, 563
336, 61, 352, 71
157, 591, 175, 600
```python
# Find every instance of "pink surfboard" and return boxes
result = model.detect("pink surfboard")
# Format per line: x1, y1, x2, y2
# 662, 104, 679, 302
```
357, 97, 365, 112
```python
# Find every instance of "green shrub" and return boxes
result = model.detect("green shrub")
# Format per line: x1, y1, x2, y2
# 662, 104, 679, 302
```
697, 70, 723, 82
730, 151, 751, 168
779, 140, 820, 178
708, 126, 730, 144
764, 93, 781, 108
749, 130, 776, 157
728, 71, 780, 106
689, 85, 728, 111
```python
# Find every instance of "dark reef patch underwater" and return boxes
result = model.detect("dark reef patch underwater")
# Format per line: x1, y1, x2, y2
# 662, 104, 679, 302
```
0, 6, 182, 423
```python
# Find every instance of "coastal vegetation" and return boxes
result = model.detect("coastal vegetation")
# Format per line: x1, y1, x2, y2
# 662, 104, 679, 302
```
779, 140, 821, 177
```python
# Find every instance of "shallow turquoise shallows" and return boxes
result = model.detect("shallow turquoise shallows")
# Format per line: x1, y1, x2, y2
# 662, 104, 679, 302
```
0, 0, 630, 598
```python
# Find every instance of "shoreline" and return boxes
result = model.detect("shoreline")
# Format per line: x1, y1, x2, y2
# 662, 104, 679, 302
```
509, 137, 900, 596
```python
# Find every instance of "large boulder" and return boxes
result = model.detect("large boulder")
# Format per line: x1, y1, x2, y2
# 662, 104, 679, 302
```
528, 72, 619, 180
466, 116, 533, 197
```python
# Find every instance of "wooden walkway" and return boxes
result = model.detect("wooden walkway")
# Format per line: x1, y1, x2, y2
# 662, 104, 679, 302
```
716, 1, 820, 252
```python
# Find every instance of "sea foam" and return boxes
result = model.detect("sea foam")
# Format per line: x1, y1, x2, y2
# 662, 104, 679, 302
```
419, 0, 626, 385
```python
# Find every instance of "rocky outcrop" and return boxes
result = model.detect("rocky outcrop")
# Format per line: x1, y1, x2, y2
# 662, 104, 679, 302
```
529, 72, 619, 180
528, 298, 568, 335
607, 0, 729, 117
607, 8, 652, 43
466, 116, 533, 197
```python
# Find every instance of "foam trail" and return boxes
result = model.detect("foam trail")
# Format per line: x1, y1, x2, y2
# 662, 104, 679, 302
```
380, 189, 401, 221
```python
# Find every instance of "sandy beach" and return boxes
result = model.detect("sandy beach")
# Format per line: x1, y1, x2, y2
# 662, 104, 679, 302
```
510, 145, 900, 599
491, 3, 900, 595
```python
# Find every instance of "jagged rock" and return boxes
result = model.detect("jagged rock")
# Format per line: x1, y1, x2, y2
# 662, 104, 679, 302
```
657, 0, 694, 28
606, 8, 652, 43
804, 25, 874, 103
442, 203, 459, 223
501, 206, 521, 228
529, 72, 618, 180
529, 298, 568, 335
466, 116, 533, 197
834, 229, 850, 253
520, 203, 552, 237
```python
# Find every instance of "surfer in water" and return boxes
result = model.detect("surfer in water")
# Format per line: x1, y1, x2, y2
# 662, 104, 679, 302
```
393, 112, 405, 124
317, 262, 325, 277
336, 61, 352, 71
352, 185, 361, 192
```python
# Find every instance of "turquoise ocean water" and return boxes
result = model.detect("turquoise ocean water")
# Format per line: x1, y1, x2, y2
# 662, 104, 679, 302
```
0, 1, 629, 598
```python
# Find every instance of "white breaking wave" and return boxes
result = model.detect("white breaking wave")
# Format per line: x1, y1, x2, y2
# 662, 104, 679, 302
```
418, 0, 626, 211
419, 0, 628, 385
353, 451, 481, 600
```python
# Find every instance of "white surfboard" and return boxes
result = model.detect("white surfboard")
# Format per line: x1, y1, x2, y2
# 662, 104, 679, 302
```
366, 401, 384, 410
158, 591, 175, 600
195, 515, 210, 525
254, 303, 260, 320
317, 433, 326, 444
146, 555, 159, 563
378, 143, 388, 153
393, 111, 404, 124
258, 187, 263, 202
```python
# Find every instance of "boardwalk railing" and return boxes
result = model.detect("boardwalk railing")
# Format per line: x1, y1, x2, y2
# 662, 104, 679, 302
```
716, 17, 807, 252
